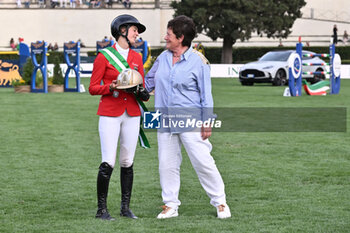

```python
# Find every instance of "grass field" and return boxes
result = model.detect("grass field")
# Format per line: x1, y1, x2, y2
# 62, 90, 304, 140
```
0, 78, 349, 233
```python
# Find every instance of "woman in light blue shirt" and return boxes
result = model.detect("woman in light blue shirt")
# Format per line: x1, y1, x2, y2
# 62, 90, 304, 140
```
145, 15, 231, 219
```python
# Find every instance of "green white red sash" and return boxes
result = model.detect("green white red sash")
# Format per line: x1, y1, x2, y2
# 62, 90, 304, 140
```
100, 47, 129, 72
100, 47, 150, 148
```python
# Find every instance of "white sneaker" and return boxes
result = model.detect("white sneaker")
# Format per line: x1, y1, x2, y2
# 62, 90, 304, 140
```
157, 205, 178, 219
217, 204, 231, 219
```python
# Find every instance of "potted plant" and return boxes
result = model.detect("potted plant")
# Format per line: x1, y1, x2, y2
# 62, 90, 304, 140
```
12, 58, 33, 93
48, 56, 64, 93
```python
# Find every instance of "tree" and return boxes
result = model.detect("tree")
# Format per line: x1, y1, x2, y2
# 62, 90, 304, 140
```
171, 0, 306, 63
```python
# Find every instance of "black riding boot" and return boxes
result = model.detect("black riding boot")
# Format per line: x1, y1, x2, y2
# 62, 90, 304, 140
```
96, 162, 115, 220
120, 165, 138, 219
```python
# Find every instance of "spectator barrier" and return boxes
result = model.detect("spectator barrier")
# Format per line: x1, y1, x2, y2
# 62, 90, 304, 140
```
0, 43, 30, 87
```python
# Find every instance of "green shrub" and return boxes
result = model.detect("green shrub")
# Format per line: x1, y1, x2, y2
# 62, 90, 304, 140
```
21, 58, 34, 85
52, 56, 64, 85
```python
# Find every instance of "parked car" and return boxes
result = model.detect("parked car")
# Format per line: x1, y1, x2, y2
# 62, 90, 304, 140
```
239, 50, 327, 86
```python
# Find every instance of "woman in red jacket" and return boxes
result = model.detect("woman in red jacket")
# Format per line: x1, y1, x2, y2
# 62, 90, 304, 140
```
89, 14, 149, 220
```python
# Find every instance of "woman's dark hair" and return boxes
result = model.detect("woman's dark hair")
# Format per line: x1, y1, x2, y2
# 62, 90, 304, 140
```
167, 15, 196, 47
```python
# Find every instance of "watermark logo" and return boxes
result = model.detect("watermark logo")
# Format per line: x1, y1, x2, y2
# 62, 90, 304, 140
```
143, 110, 162, 129
143, 108, 223, 132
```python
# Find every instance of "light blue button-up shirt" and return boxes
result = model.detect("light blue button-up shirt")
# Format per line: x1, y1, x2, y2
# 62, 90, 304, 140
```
145, 46, 213, 109
145, 47, 214, 132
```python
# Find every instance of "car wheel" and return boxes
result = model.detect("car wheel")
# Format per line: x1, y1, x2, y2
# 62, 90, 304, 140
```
273, 69, 287, 86
241, 80, 254, 86
311, 68, 325, 84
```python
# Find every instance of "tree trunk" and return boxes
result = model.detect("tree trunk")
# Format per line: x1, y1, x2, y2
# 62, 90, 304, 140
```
155, 0, 160, 8
221, 37, 234, 64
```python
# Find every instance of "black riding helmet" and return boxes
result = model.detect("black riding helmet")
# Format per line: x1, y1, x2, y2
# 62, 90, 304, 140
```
111, 14, 146, 41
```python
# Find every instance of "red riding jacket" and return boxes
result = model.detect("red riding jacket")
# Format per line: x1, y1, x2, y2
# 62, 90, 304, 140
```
89, 44, 145, 117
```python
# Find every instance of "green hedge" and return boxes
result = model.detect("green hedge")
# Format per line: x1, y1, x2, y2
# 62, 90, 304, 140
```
46, 51, 65, 63
0, 54, 19, 60
150, 48, 165, 58
2, 46, 349, 65
0, 51, 64, 64
87, 51, 97, 57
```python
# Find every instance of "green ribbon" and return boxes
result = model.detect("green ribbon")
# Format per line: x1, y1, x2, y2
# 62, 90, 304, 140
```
135, 95, 150, 148
100, 47, 150, 148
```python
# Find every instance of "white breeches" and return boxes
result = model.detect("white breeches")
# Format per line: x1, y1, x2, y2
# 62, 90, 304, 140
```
157, 132, 226, 209
99, 112, 140, 168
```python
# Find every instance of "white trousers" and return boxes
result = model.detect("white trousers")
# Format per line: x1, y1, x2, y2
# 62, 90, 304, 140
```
99, 112, 140, 168
158, 132, 227, 209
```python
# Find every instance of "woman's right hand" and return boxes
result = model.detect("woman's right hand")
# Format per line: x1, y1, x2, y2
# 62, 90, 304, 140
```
109, 80, 119, 92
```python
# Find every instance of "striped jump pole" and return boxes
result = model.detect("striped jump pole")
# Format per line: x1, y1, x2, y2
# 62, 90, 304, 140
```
302, 71, 331, 75
302, 63, 330, 66
302, 53, 330, 58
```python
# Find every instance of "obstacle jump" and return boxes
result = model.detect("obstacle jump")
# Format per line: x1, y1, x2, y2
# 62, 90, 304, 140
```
63, 39, 116, 92
2, 39, 149, 92
288, 40, 341, 96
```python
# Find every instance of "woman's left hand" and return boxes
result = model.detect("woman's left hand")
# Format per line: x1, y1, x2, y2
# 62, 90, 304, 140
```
201, 126, 212, 140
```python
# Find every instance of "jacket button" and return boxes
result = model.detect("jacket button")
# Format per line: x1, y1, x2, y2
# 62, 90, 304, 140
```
124, 98, 127, 101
